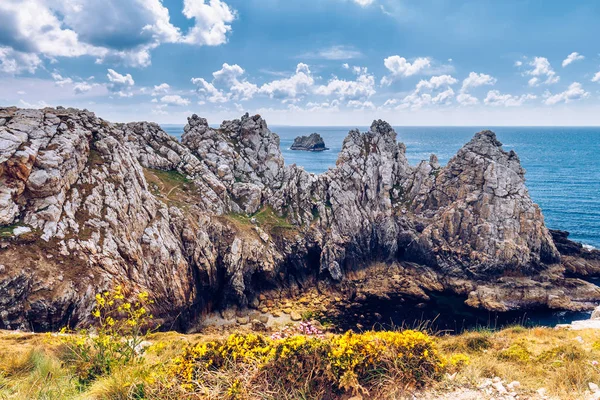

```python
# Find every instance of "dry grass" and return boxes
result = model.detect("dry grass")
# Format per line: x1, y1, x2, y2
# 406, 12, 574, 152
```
437, 326, 600, 399
0, 326, 599, 399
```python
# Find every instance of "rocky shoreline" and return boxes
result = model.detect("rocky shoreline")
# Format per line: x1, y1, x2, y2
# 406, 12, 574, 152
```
1, 106, 600, 332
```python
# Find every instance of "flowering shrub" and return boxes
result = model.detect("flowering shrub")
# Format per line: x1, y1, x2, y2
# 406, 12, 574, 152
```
171, 329, 449, 396
61, 286, 156, 385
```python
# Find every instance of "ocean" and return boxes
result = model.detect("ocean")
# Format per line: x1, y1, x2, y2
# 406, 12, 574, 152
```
162, 125, 600, 249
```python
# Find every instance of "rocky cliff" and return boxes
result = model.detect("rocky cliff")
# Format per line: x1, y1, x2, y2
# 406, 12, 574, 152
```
1, 107, 599, 331
290, 133, 328, 151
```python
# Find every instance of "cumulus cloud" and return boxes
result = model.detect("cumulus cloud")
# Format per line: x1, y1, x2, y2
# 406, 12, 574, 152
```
0, 47, 41, 74
484, 90, 536, 107
398, 75, 457, 109
415, 74, 457, 91
51, 72, 73, 87
315, 66, 376, 100
152, 83, 170, 95
461, 72, 496, 92
543, 82, 589, 105
456, 92, 478, 106
181, 0, 237, 46
106, 68, 135, 96
381, 55, 431, 85
213, 63, 258, 100
456, 72, 496, 105
592, 71, 600, 83
0, 0, 237, 73
259, 63, 314, 100
191, 77, 229, 103
562, 52, 584, 67
73, 81, 95, 94
160, 94, 191, 106
525, 57, 559, 86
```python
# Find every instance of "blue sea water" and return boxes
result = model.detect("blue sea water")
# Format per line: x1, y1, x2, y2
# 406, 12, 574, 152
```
161, 125, 600, 249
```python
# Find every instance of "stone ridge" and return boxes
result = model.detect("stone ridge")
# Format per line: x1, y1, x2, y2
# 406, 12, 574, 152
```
0, 107, 599, 331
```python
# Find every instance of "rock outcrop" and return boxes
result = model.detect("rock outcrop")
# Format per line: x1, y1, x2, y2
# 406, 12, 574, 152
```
290, 133, 328, 152
1, 106, 599, 331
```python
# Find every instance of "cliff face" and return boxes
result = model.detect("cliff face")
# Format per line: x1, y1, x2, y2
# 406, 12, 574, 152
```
0, 107, 599, 331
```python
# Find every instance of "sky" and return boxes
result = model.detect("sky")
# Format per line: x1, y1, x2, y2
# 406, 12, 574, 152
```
1, 0, 600, 126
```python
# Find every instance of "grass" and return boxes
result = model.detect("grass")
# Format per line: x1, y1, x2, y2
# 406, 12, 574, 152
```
0, 327, 599, 399
0, 225, 16, 238
225, 207, 295, 232
143, 168, 195, 208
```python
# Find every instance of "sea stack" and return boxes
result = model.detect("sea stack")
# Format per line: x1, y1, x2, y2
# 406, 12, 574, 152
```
290, 133, 329, 151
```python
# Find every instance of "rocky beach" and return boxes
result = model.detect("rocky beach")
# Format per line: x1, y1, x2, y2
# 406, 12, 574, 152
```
1, 106, 600, 333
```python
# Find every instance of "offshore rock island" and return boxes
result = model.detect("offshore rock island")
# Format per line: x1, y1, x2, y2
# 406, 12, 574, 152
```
1, 106, 600, 332
290, 132, 329, 151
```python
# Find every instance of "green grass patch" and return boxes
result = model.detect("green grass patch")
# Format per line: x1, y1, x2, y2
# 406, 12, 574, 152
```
0, 225, 15, 238
225, 207, 295, 231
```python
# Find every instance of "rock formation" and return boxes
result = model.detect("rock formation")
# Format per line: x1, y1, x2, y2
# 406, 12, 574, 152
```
290, 133, 329, 152
0, 106, 599, 331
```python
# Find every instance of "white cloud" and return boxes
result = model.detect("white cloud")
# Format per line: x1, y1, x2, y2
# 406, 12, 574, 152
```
106, 68, 135, 97
461, 72, 496, 91
415, 74, 457, 91
456, 92, 478, 106
398, 75, 457, 109
342, 63, 350, 69
315, 66, 376, 100
304, 100, 340, 111
456, 72, 496, 106
0, 0, 237, 73
347, 100, 375, 110
382, 99, 397, 108
353, 0, 375, 5
160, 94, 191, 106
51, 72, 73, 86
19, 99, 50, 108
181, 0, 237, 46
484, 90, 536, 107
73, 82, 95, 94
543, 82, 589, 105
381, 55, 431, 85
213, 63, 258, 100
191, 77, 229, 103
514, 61, 523, 67
301, 45, 363, 60
259, 63, 314, 100
107, 69, 134, 86
592, 71, 600, 83
152, 83, 170, 95
525, 57, 559, 86
562, 52, 584, 67
0, 47, 41, 74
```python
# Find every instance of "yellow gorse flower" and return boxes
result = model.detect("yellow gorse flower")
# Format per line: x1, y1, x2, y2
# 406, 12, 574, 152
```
171, 329, 449, 393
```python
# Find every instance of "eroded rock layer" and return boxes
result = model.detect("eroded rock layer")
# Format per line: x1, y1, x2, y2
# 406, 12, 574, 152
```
0, 107, 599, 331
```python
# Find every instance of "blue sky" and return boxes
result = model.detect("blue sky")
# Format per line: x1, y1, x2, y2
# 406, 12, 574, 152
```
1, 0, 600, 125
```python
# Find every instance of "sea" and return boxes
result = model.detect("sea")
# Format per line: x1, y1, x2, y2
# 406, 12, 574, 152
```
163, 124, 600, 249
